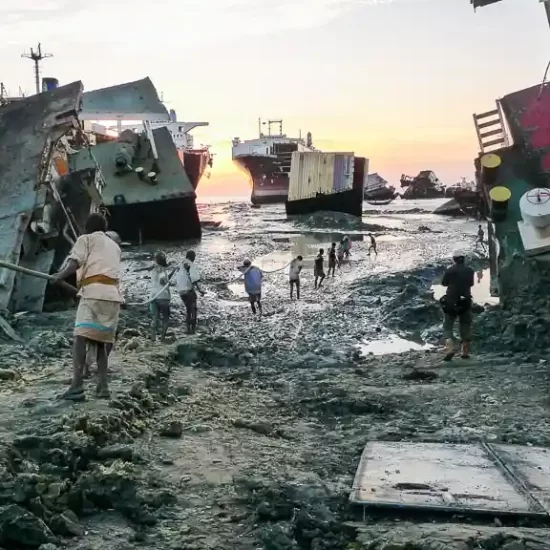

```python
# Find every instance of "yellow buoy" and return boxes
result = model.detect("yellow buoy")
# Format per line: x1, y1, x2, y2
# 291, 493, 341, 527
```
480, 153, 502, 186
481, 154, 502, 170
489, 185, 511, 222
489, 186, 511, 203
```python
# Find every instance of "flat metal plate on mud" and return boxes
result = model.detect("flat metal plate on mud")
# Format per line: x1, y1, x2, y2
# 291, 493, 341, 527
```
493, 444, 550, 514
350, 441, 548, 517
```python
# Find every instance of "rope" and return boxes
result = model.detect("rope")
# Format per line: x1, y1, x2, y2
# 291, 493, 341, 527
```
124, 251, 356, 306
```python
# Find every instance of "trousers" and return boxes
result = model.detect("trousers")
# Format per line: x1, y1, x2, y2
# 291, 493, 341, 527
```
443, 310, 472, 341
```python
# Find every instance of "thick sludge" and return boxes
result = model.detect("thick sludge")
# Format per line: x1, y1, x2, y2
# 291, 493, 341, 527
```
0, 203, 549, 549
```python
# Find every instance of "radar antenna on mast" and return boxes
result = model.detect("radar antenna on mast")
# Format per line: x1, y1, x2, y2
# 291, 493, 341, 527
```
21, 43, 53, 95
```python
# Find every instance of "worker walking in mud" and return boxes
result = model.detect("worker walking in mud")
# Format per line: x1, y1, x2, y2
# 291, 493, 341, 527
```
83, 230, 122, 378
289, 255, 303, 300
342, 235, 352, 258
328, 243, 338, 277
176, 250, 204, 334
337, 239, 345, 267
51, 213, 123, 401
476, 224, 487, 253
368, 233, 378, 256
137, 251, 174, 342
314, 249, 326, 289
241, 258, 263, 315
440, 249, 475, 361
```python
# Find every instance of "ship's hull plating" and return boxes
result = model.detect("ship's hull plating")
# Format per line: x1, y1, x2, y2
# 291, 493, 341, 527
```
285, 188, 362, 217
107, 197, 201, 242
285, 157, 365, 218
181, 149, 211, 190
364, 187, 396, 201
233, 154, 289, 204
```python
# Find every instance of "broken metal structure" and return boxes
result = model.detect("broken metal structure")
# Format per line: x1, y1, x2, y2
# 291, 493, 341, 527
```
472, 82, 550, 304
75, 78, 201, 242
471, 0, 550, 29
0, 82, 104, 313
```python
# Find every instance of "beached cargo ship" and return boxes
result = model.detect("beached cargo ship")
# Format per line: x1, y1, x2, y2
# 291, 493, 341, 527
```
364, 173, 397, 204
285, 151, 367, 217
232, 119, 315, 204
400, 170, 446, 199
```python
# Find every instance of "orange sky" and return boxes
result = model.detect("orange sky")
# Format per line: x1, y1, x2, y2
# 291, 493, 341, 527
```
1, 0, 547, 200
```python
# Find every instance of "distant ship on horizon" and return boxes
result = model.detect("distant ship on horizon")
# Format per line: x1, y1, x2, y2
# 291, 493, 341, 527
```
232, 119, 315, 205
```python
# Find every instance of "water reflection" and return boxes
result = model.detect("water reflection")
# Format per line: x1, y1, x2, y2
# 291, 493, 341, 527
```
431, 268, 498, 305
253, 233, 365, 272
358, 335, 433, 356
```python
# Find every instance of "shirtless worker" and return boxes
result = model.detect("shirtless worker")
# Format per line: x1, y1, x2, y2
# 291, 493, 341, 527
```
289, 255, 303, 299
176, 250, 205, 334
440, 249, 475, 361
368, 233, 378, 256
476, 224, 486, 252
328, 243, 338, 277
342, 236, 352, 258
51, 213, 123, 401
242, 258, 263, 315
314, 249, 326, 289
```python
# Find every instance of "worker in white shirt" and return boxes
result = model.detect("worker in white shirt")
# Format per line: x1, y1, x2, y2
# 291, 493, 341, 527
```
176, 250, 204, 334
289, 255, 303, 299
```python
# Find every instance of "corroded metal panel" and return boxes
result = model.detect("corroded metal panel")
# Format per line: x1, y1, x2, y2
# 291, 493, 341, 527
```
500, 84, 550, 173
69, 127, 194, 205
81, 77, 168, 120
351, 441, 546, 517
0, 81, 82, 311
493, 444, 550, 515
288, 152, 337, 201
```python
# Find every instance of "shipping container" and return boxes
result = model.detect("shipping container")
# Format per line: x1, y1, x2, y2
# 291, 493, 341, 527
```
288, 151, 355, 202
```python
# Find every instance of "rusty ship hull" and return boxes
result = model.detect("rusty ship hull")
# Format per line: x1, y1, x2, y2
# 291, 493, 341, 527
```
233, 154, 290, 204
181, 148, 212, 190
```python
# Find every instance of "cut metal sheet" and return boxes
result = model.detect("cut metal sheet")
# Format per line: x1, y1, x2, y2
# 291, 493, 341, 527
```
493, 444, 550, 515
350, 441, 547, 517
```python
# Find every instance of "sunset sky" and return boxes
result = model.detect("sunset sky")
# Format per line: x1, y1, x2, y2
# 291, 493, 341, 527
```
0, 0, 547, 197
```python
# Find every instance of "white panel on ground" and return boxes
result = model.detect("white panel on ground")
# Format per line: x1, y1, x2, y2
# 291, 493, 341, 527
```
350, 441, 546, 516
493, 444, 550, 514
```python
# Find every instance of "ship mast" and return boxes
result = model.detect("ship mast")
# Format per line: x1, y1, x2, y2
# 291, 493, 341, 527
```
267, 119, 283, 137
21, 43, 53, 95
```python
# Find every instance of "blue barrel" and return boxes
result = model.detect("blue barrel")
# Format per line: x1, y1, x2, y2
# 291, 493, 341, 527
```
42, 77, 59, 92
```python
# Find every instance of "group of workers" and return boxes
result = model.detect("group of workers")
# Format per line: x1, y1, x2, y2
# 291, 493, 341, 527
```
50, 210, 479, 401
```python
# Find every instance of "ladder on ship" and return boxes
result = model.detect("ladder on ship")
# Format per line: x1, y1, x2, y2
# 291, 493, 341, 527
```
275, 150, 293, 173
473, 103, 508, 154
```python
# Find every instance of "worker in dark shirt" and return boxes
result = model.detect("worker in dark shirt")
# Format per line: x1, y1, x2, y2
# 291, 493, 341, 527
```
314, 249, 326, 289
328, 243, 338, 277
440, 249, 474, 361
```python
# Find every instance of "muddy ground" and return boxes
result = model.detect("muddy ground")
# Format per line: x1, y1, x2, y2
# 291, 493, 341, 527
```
0, 202, 550, 550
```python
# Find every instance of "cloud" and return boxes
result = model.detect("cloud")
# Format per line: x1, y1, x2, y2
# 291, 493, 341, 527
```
0, 0, 367, 49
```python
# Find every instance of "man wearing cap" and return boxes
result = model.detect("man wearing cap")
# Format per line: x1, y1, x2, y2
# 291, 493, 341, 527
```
242, 258, 263, 315
441, 249, 475, 361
